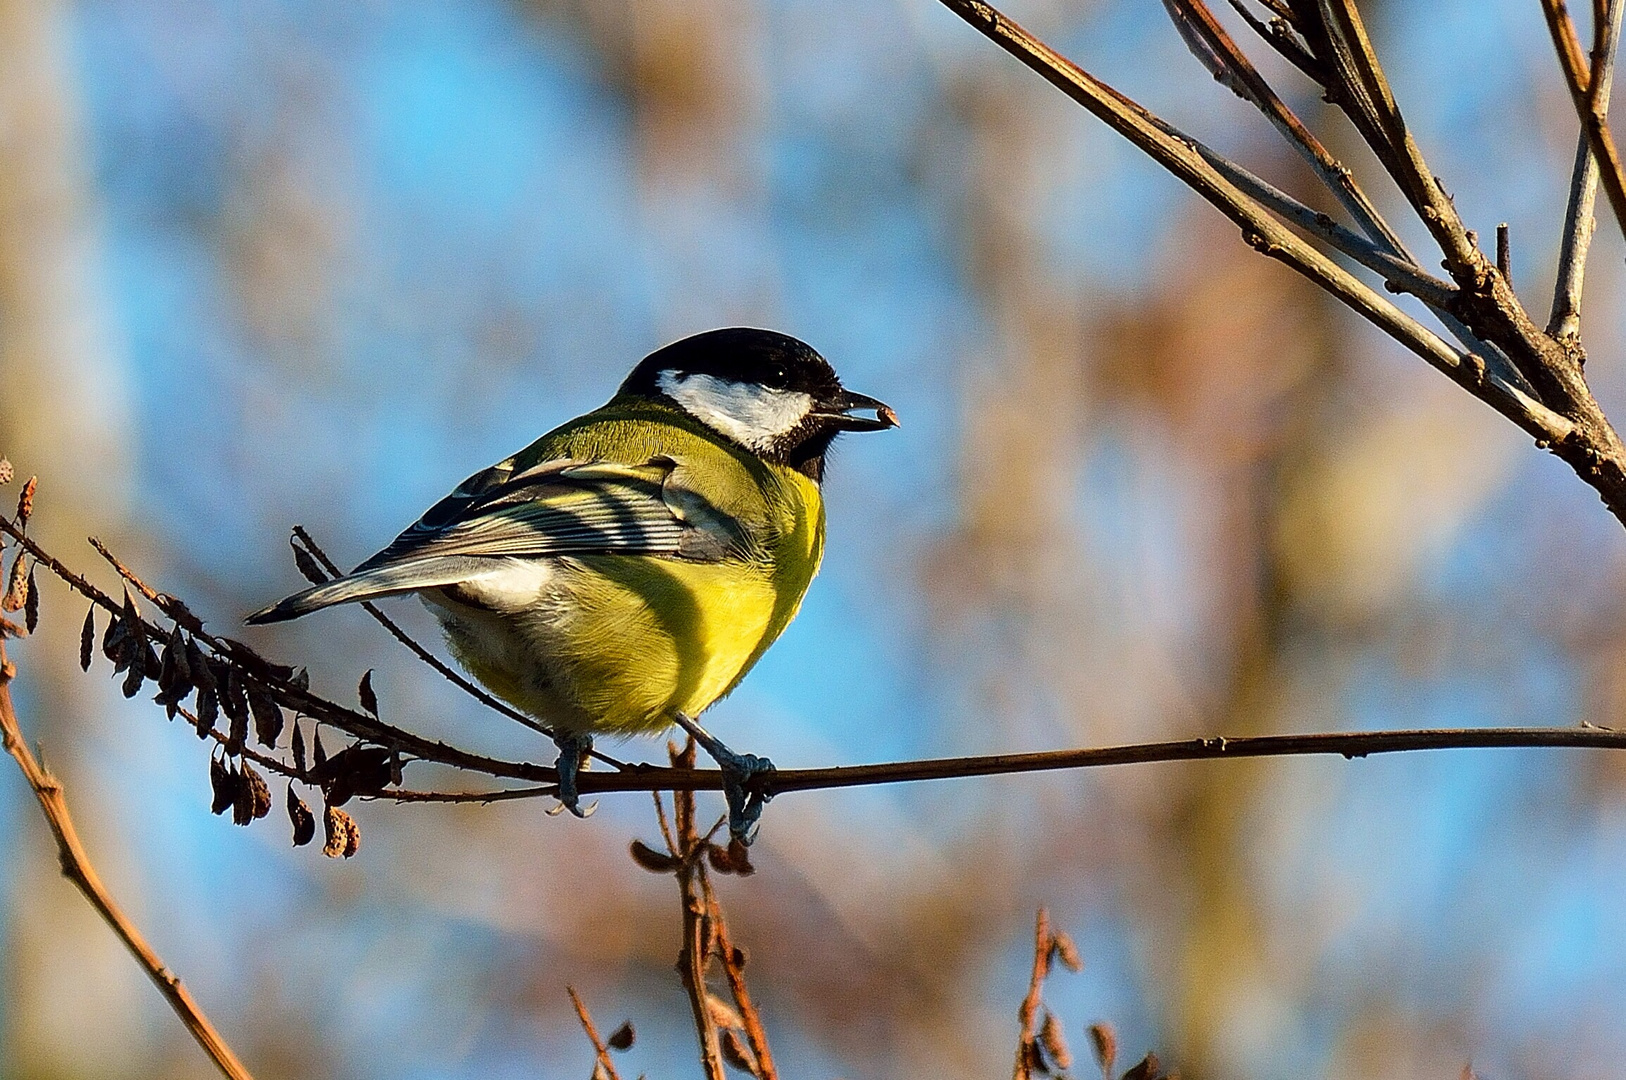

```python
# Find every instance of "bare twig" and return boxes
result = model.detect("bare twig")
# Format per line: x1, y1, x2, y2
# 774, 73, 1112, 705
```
933, 1, 1573, 446
1543, 0, 1626, 241
567, 986, 623, 1080
1176, 133, 1455, 304
371, 724, 1626, 803
1165, 0, 1410, 258
706, 891, 777, 1080
670, 740, 727, 1080
0, 640, 255, 1080
1012, 909, 1053, 1080
1315, 0, 1480, 269
1550, 0, 1624, 338
936, 0, 1626, 531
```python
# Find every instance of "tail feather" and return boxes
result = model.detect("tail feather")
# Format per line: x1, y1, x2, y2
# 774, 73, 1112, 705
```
245, 556, 481, 624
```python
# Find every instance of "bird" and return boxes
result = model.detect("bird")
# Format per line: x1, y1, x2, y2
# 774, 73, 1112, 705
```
247, 327, 898, 841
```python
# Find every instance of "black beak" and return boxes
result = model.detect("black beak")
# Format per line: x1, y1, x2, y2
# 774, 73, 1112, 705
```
816, 388, 899, 432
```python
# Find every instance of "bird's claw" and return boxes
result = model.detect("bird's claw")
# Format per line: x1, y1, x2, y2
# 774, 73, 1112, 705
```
551, 730, 596, 819
673, 712, 776, 845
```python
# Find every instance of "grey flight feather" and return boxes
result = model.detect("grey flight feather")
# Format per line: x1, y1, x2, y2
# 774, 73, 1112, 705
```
245, 456, 745, 625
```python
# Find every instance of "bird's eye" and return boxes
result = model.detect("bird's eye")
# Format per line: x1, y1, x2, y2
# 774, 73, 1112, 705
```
766, 366, 788, 388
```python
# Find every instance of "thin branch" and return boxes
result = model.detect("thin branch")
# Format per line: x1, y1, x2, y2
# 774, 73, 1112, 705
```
1012, 909, 1052, 1080
670, 739, 727, 1080
0, 641, 255, 1080
566, 986, 624, 1080
706, 891, 778, 1080
1543, 0, 1626, 242
287, 528, 627, 770
1315, 0, 1480, 270
1165, 0, 1411, 258
1550, 0, 1624, 338
375, 724, 1626, 803
1178, 133, 1453, 304
1552, 130, 1604, 338
935, 0, 1574, 448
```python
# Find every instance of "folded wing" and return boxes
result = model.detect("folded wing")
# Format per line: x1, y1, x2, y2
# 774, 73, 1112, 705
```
246, 457, 744, 624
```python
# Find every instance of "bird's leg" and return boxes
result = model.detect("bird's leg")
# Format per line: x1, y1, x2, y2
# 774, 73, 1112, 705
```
549, 730, 597, 819
672, 711, 775, 844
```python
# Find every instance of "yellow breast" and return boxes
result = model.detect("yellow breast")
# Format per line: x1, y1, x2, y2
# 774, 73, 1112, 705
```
433, 463, 825, 738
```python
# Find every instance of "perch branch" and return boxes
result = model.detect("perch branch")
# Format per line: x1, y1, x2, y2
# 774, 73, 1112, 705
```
0, 640, 255, 1080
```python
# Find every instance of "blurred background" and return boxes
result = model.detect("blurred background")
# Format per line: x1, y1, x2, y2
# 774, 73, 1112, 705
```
4, 0, 1626, 1076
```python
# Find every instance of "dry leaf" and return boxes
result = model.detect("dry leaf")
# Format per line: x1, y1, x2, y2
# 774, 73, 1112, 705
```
287, 784, 316, 846
629, 839, 680, 873
79, 606, 95, 671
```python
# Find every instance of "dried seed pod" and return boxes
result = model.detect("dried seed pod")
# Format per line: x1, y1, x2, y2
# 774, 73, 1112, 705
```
358, 669, 378, 716
1039, 1012, 1072, 1072
0, 458, 12, 484
629, 839, 680, 873
2, 552, 28, 612
219, 664, 249, 750
23, 566, 37, 633
80, 606, 96, 671
240, 761, 272, 820
341, 810, 361, 857
287, 784, 316, 846
291, 541, 327, 585
155, 628, 194, 715
705, 995, 745, 1032
323, 805, 360, 858
248, 682, 283, 748
209, 755, 238, 816
1119, 1052, 1162, 1080
102, 614, 129, 668
606, 1021, 635, 1052
121, 655, 146, 698
1022, 1038, 1052, 1077
1088, 1023, 1117, 1078
168, 625, 192, 684
195, 684, 218, 739
719, 1029, 757, 1076
15, 475, 36, 525
156, 636, 180, 699
1050, 930, 1083, 973
705, 843, 738, 875
315, 744, 393, 806
121, 589, 143, 645
312, 726, 327, 769
232, 770, 254, 825
724, 837, 754, 877
186, 638, 215, 693
292, 722, 307, 776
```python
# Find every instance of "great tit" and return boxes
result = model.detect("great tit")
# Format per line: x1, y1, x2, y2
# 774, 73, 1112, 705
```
247, 327, 898, 840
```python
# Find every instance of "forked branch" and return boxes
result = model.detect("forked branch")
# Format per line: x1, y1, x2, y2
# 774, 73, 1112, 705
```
936, 0, 1626, 531
1542, 0, 1626, 243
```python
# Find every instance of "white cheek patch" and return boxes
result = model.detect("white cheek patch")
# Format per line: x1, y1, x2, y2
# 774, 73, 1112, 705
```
657, 371, 814, 451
